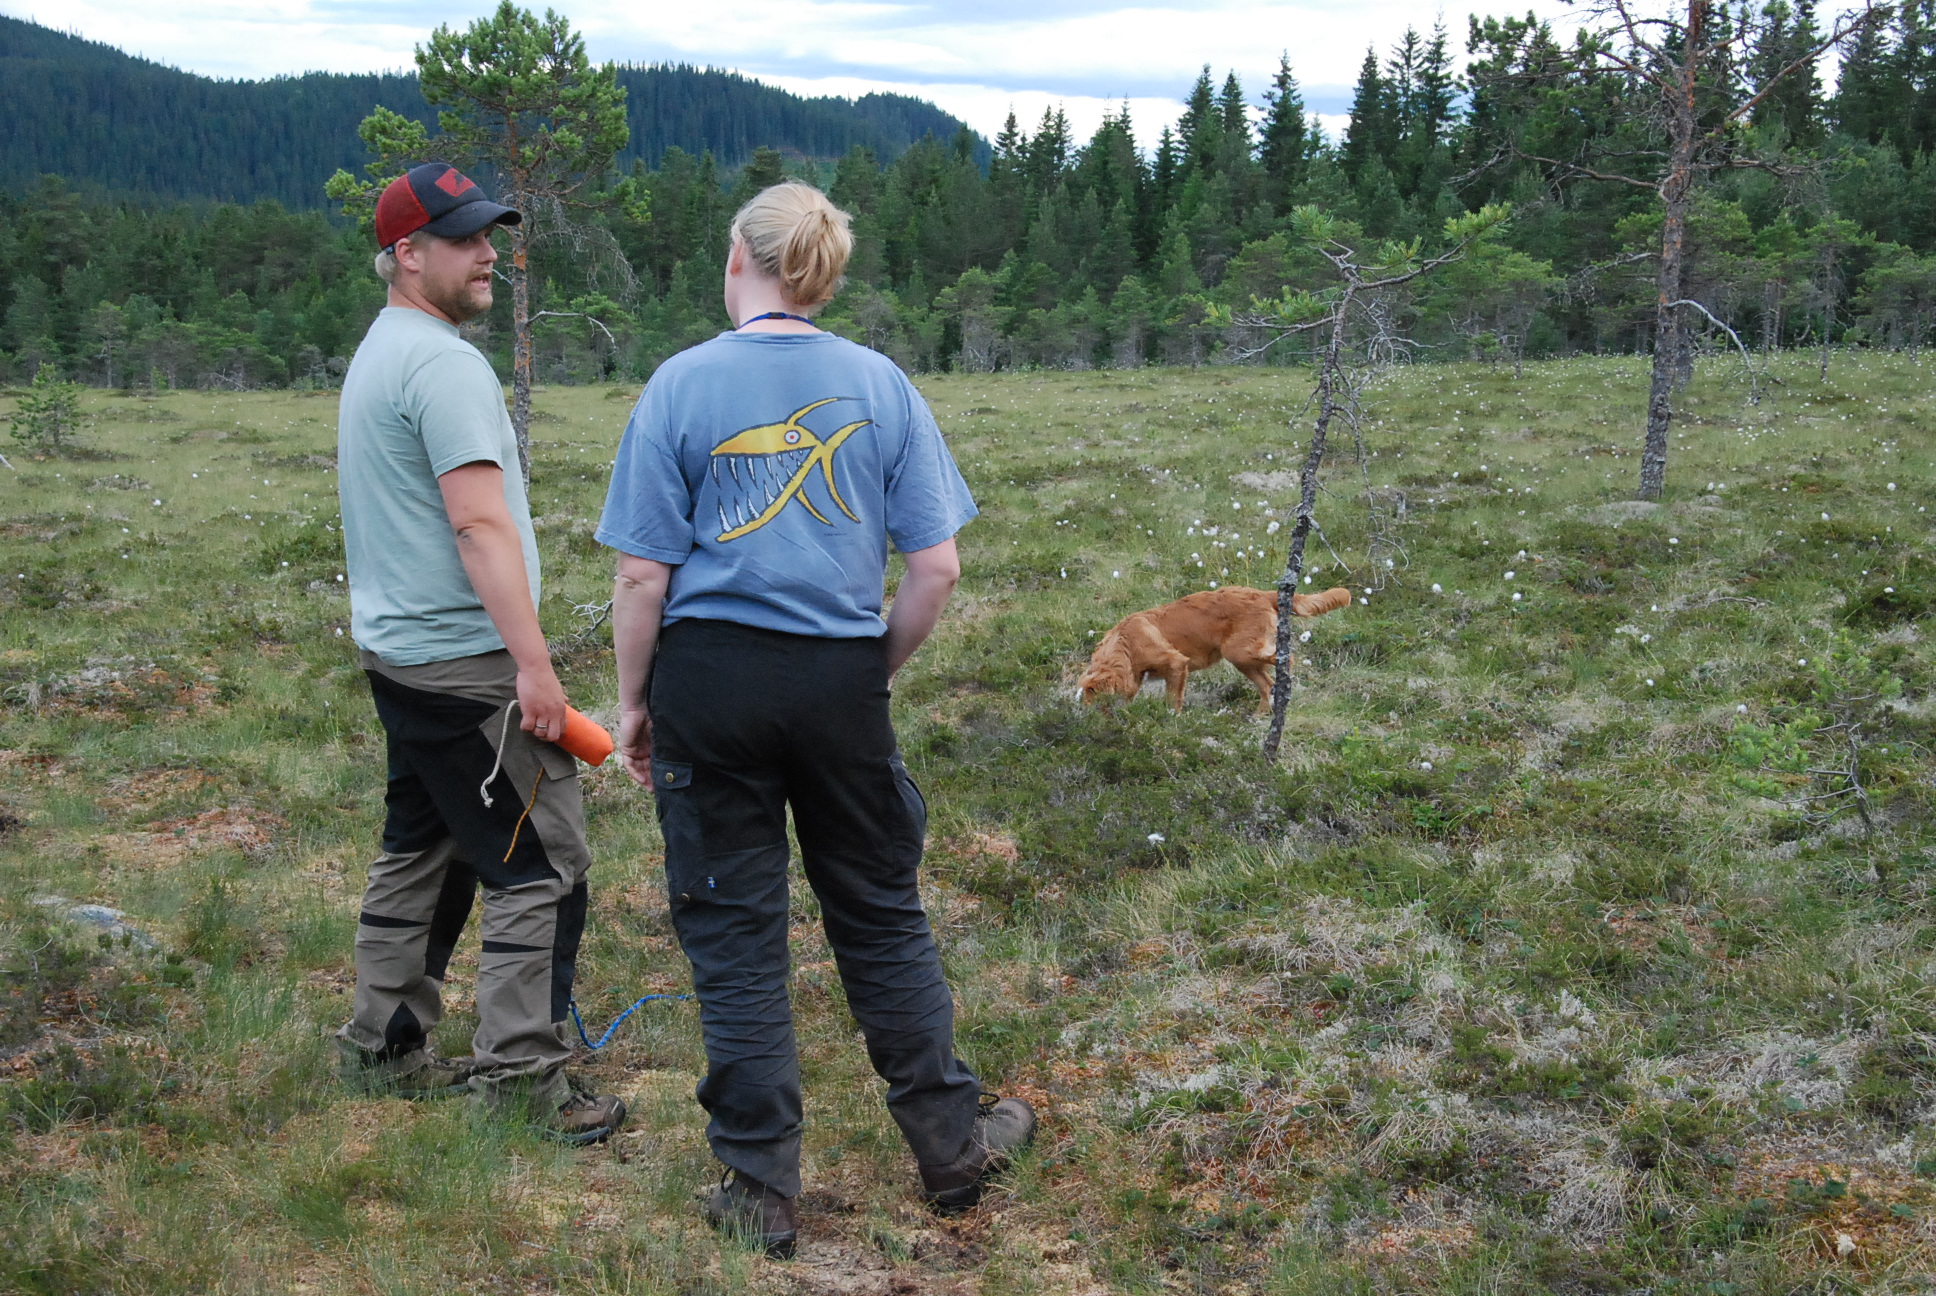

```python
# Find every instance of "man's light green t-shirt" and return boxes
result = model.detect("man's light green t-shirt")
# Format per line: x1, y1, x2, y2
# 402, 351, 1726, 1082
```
337, 307, 540, 666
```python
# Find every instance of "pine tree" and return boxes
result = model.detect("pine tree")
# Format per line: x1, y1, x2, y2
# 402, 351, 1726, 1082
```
7, 361, 84, 453
1259, 54, 1313, 212
324, 1, 630, 483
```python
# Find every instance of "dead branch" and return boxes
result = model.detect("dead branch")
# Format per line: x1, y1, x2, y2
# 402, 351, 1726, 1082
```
532, 310, 620, 346
1666, 297, 1781, 403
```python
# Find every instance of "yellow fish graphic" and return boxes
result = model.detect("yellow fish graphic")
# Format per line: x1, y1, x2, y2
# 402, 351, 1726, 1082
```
709, 398, 869, 541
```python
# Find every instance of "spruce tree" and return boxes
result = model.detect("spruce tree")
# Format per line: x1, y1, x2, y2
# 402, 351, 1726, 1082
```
1179, 68, 1221, 177
1152, 125, 1182, 214
1023, 107, 1072, 201
1905, 0, 1936, 154
990, 111, 1028, 250
1394, 24, 1458, 200
1750, 0, 1825, 146
1217, 72, 1251, 160
1833, 16, 1896, 143
1341, 49, 1394, 181
732, 146, 788, 205
1214, 73, 1256, 219
1259, 54, 1313, 212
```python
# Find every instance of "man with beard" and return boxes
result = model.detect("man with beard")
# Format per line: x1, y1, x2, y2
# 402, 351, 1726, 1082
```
332, 163, 624, 1143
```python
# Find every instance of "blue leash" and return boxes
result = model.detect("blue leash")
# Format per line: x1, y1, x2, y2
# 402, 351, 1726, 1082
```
569, 993, 692, 1050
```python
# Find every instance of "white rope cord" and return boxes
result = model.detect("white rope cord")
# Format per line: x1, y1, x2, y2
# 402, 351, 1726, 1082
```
479, 701, 518, 807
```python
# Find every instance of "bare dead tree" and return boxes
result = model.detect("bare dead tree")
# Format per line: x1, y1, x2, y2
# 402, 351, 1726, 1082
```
1483, 0, 1882, 499
1213, 205, 1510, 761
1669, 297, 1780, 403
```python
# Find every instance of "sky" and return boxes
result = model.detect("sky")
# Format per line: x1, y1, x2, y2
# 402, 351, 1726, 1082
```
0, 0, 1532, 145
0, 0, 1866, 148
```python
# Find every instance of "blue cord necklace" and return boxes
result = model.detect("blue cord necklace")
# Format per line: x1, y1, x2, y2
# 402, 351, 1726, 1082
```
737, 311, 818, 328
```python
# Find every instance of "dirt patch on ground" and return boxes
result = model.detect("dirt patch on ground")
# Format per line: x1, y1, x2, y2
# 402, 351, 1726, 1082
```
1729, 1144, 1936, 1266
8, 660, 217, 717
103, 806, 287, 866
100, 767, 216, 813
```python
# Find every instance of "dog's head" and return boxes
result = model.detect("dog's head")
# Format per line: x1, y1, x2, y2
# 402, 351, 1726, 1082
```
1077, 640, 1136, 706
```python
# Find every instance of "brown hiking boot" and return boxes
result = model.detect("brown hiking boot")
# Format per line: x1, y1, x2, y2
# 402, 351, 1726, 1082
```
474, 1070, 628, 1145
336, 1041, 474, 1099
704, 1169, 799, 1259
535, 1073, 628, 1146
918, 1093, 1038, 1214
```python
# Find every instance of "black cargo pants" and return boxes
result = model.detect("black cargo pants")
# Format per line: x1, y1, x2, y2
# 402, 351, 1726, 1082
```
649, 618, 983, 1198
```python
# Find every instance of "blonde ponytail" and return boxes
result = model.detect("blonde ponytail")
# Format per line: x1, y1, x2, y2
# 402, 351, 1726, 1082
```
731, 182, 853, 310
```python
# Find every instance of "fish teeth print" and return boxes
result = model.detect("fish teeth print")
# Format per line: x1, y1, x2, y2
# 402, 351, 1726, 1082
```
707, 400, 871, 542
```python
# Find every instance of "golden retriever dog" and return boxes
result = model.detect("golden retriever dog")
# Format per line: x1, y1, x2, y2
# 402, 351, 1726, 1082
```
1078, 585, 1352, 714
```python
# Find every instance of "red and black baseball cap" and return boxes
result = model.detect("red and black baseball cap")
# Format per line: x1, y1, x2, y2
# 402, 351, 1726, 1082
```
374, 163, 521, 251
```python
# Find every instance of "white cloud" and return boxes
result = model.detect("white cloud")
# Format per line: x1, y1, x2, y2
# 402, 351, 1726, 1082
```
2, 0, 1876, 144
1, 0, 1480, 139
757, 74, 1190, 146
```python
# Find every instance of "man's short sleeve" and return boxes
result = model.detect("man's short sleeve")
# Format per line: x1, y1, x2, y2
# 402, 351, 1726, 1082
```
885, 385, 978, 554
410, 351, 514, 476
596, 385, 696, 564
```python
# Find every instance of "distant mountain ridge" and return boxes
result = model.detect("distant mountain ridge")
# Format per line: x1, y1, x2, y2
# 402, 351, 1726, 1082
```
0, 16, 981, 209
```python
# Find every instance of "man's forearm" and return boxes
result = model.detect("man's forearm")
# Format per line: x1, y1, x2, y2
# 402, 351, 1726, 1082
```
454, 517, 550, 668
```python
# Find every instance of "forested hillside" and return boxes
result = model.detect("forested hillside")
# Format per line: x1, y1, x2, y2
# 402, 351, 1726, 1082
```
0, 16, 971, 207
11, 3, 1936, 391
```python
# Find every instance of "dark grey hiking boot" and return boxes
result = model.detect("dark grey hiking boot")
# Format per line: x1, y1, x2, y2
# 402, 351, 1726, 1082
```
704, 1169, 799, 1259
918, 1093, 1038, 1214
336, 1041, 474, 1099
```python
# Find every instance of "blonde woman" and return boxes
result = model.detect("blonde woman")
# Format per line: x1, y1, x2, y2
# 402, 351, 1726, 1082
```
597, 182, 1034, 1257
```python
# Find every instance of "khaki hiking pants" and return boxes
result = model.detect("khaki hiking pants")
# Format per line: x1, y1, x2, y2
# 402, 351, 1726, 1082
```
337, 649, 591, 1091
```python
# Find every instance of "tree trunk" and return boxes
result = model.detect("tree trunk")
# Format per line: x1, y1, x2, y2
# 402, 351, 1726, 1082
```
1818, 301, 1832, 382
1638, 0, 1705, 502
509, 217, 534, 488
1264, 292, 1350, 763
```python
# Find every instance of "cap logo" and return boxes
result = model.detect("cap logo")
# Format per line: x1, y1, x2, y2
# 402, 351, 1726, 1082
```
434, 169, 472, 198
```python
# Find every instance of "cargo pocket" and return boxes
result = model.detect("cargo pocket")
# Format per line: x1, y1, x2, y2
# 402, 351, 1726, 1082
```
889, 751, 928, 850
534, 737, 578, 783
652, 760, 709, 907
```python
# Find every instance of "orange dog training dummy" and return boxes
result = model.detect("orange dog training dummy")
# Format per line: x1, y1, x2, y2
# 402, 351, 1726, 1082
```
557, 707, 615, 766
1078, 585, 1351, 714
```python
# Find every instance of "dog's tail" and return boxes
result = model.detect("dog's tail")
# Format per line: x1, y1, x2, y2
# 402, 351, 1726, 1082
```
1292, 586, 1353, 617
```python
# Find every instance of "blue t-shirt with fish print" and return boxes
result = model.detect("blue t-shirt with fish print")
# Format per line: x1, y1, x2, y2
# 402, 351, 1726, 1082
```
595, 331, 978, 639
